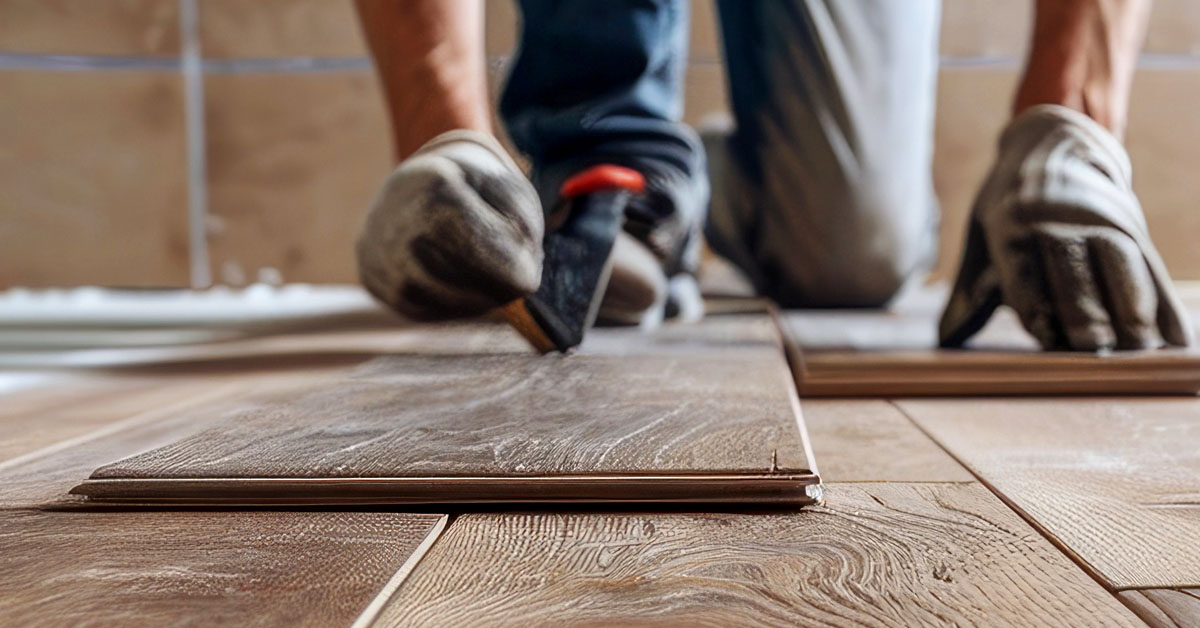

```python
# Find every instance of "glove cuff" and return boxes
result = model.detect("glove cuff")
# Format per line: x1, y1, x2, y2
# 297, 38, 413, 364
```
1001, 104, 1132, 186
411, 129, 526, 178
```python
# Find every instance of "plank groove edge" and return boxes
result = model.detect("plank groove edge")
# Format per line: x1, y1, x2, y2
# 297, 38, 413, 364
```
791, 348, 1200, 396
1118, 588, 1200, 628
70, 473, 823, 506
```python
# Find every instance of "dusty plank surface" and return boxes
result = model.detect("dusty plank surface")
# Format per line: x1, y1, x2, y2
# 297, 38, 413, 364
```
1120, 588, 1200, 628
899, 397, 1200, 588
79, 321, 811, 489
378, 483, 1142, 627
800, 400, 972, 482
89, 354, 809, 477
78, 341, 816, 503
0, 510, 446, 628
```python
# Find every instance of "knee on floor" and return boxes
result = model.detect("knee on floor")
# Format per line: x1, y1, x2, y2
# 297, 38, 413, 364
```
768, 187, 935, 309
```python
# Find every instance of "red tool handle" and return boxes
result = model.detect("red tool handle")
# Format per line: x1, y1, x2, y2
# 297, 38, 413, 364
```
559, 164, 645, 198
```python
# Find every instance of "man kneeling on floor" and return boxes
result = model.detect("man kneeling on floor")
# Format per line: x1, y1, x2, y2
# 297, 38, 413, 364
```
352, 0, 1192, 352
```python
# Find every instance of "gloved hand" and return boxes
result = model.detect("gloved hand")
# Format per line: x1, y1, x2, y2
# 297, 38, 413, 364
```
356, 130, 544, 320
940, 105, 1192, 351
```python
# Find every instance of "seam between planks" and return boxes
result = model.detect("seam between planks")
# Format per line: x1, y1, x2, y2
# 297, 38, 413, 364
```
0, 381, 245, 475
887, 399, 1154, 624
765, 306, 822, 482
350, 513, 452, 628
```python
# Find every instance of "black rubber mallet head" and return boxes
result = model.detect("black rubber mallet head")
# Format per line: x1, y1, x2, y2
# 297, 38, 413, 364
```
501, 164, 645, 353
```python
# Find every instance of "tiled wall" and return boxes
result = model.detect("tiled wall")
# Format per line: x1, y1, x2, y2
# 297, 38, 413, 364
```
3, 0, 1200, 288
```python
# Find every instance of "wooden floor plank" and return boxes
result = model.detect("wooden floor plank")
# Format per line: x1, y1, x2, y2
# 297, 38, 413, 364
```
898, 397, 1200, 589
1120, 588, 1200, 628
0, 510, 446, 628
72, 335, 819, 504
800, 400, 973, 482
783, 287, 1200, 396
0, 372, 339, 510
0, 374, 246, 465
375, 483, 1141, 627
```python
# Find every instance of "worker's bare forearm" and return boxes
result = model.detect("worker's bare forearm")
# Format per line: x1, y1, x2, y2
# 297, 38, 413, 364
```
1016, 0, 1151, 137
355, 0, 491, 160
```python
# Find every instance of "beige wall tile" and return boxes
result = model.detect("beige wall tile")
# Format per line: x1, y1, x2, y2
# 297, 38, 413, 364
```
198, 0, 365, 58
939, 0, 1030, 58
485, 1, 718, 62
933, 67, 1200, 281
0, 70, 190, 287
0, 0, 179, 56
940, 0, 1200, 57
1126, 69, 1200, 279
1147, 0, 1200, 54
683, 61, 727, 126
931, 68, 1017, 280
204, 72, 392, 285
485, 0, 518, 58
689, 0, 720, 63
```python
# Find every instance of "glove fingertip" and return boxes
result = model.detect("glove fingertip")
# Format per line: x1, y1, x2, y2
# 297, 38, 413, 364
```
939, 267, 1004, 348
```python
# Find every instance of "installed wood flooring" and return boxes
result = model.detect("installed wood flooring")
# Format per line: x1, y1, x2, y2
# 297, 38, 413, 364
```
0, 510, 445, 628
5, 294, 1198, 625
898, 397, 1200, 589
377, 485, 1141, 627
1121, 588, 1200, 627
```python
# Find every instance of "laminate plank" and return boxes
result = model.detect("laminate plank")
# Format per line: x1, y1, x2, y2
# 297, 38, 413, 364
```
1120, 588, 1200, 628
784, 300, 1200, 396
800, 400, 973, 482
898, 397, 1200, 588
73, 329, 820, 504
375, 483, 1141, 627
0, 509, 446, 628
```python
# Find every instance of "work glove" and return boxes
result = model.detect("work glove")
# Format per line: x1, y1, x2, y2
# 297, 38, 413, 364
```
940, 105, 1192, 351
356, 130, 544, 321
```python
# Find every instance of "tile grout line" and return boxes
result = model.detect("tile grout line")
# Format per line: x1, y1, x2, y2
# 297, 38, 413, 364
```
5, 51, 1200, 73
886, 399, 1154, 624
179, 0, 212, 288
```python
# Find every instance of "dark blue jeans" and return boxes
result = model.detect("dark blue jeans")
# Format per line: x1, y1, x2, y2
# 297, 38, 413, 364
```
501, 0, 941, 306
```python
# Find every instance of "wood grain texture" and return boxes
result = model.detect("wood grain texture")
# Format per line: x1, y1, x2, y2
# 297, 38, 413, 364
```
376, 483, 1141, 627
800, 400, 972, 482
784, 293, 1200, 396
898, 397, 1200, 589
0, 510, 445, 628
0, 372, 339, 509
0, 375, 229, 464
76, 341, 817, 504
1120, 588, 1200, 628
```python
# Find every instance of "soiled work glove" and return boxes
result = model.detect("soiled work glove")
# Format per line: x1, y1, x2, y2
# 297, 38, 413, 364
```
356, 130, 544, 320
940, 105, 1192, 351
